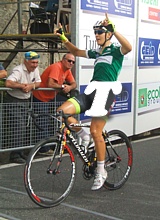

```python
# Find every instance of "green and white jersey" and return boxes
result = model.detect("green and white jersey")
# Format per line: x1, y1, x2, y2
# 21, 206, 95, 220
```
87, 43, 124, 82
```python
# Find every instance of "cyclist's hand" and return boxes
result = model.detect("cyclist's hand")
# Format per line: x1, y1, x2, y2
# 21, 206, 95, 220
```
55, 23, 68, 43
107, 20, 116, 33
103, 13, 116, 33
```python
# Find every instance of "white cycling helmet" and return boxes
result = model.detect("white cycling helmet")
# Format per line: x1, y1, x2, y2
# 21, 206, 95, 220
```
93, 21, 114, 32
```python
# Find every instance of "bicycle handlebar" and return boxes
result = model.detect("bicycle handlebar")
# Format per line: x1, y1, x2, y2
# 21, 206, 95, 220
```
28, 109, 90, 132
27, 109, 73, 131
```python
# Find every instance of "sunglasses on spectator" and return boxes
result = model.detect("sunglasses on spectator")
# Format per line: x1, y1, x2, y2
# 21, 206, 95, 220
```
65, 58, 75, 64
94, 29, 106, 35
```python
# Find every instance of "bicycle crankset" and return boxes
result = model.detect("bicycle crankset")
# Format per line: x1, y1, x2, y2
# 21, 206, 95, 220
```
82, 164, 94, 180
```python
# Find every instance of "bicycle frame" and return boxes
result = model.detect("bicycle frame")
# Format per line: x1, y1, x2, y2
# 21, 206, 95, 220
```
59, 122, 116, 166
59, 122, 90, 163
24, 111, 133, 208
67, 131, 89, 163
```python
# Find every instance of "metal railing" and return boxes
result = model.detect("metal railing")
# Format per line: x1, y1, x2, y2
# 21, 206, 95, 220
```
0, 87, 64, 152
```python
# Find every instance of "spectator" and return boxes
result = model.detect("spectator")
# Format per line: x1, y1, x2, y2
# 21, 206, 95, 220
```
0, 63, 7, 79
33, 53, 77, 103
32, 53, 77, 154
4, 51, 41, 163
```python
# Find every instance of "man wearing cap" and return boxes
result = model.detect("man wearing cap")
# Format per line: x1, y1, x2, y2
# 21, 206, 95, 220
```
5, 51, 41, 99
4, 51, 41, 163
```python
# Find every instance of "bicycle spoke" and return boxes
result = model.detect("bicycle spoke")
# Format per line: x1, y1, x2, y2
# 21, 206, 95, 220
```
24, 137, 76, 207
103, 130, 133, 190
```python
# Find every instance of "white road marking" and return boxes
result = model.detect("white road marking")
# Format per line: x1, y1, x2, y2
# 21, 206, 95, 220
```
0, 186, 123, 220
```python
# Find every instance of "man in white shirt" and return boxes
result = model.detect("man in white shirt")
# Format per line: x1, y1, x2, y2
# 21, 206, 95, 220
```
4, 51, 41, 163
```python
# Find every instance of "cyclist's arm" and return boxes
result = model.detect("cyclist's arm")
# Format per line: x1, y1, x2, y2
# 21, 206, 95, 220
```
64, 41, 87, 58
114, 31, 132, 55
56, 25, 87, 57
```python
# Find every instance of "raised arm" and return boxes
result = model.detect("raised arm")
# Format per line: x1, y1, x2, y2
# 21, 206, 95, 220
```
56, 25, 86, 58
114, 32, 132, 55
63, 41, 86, 57
103, 13, 132, 55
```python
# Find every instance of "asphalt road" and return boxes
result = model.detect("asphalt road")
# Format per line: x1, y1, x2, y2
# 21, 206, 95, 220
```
0, 135, 160, 220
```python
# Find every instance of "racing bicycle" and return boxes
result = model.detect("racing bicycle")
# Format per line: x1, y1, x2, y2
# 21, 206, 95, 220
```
24, 110, 133, 208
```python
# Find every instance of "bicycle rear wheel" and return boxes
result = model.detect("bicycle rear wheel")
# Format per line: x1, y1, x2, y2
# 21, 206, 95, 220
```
103, 130, 133, 190
24, 136, 76, 207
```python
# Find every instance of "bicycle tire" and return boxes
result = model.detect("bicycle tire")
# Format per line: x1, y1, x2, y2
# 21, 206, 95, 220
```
24, 136, 76, 208
103, 130, 133, 190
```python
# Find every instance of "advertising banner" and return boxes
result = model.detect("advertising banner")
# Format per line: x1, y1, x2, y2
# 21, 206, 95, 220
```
81, 0, 135, 18
138, 82, 160, 115
138, 38, 160, 66
80, 82, 132, 120
139, 0, 160, 22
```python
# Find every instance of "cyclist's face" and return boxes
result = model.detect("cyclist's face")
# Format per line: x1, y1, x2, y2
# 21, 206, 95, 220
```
94, 29, 111, 46
94, 28, 106, 45
25, 59, 39, 72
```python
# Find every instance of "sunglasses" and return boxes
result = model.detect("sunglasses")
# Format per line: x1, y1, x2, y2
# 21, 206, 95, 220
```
65, 58, 75, 64
94, 29, 106, 35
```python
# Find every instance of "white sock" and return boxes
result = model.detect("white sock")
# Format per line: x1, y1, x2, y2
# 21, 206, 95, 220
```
77, 128, 90, 147
97, 161, 105, 174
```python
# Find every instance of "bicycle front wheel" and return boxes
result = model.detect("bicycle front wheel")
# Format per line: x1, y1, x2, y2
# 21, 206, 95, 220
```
104, 130, 133, 190
24, 136, 76, 208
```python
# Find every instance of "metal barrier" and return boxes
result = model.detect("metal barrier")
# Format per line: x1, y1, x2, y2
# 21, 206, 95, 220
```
0, 88, 64, 152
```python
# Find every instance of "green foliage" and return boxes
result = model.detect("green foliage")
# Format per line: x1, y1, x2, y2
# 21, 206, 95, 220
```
0, 78, 6, 87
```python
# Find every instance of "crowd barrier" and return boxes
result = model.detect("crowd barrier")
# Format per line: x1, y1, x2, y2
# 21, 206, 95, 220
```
0, 88, 64, 152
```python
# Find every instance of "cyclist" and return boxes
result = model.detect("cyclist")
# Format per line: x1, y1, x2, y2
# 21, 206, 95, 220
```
56, 13, 132, 190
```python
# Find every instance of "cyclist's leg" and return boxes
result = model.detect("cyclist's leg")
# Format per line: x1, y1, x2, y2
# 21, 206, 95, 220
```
90, 90, 115, 190
57, 93, 93, 116
90, 88, 115, 163
57, 95, 91, 142
90, 116, 107, 162
90, 116, 108, 190
57, 100, 76, 114
57, 100, 79, 126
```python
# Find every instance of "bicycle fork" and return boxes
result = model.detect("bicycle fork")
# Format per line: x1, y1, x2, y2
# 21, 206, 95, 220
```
104, 132, 122, 168
46, 130, 67, 175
